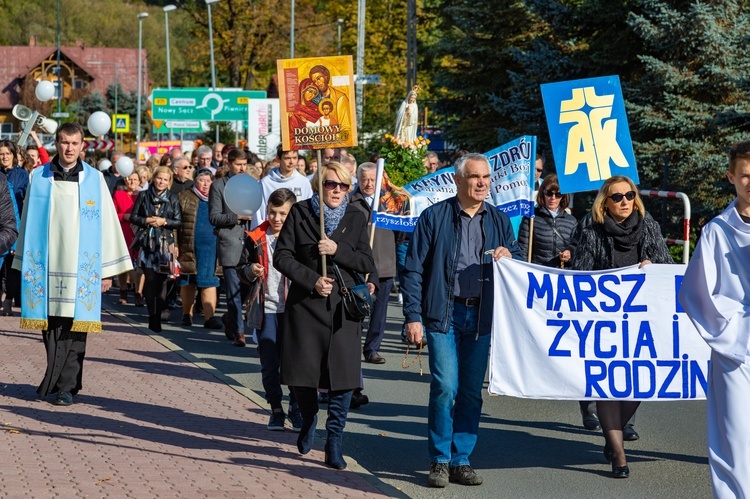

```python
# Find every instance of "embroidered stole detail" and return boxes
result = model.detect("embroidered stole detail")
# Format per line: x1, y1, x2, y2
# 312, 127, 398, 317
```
20, 163, 103, 332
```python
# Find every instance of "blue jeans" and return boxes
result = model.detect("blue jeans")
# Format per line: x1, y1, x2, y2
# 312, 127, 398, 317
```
257, 312, 295, 410
222, 267, 247, 335
395, 242, 408, 287
426, 301, 490, 466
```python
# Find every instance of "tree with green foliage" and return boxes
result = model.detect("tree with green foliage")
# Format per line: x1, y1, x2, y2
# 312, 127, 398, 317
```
424, 0, 539, 152
626, 0, 750, 225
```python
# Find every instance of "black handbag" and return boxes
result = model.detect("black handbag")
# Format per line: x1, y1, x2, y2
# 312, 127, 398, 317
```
332, 263, 373, 322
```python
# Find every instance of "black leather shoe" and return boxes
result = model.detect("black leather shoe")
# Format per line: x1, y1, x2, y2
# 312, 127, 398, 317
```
204, 317, 223, 330
623, 424, 640, 441
148, 315, 162, 333
221, 314, 235, 341
611, 464, 630, 478
349, 391, 369, 409
53, 391, 73, 406
583, 413, 601, 431
364, 352, 386, 364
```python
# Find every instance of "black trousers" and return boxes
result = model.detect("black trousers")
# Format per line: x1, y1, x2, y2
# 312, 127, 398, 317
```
143, 269, 169, 317
37, 317, 88, 397
1, 253, 20, 303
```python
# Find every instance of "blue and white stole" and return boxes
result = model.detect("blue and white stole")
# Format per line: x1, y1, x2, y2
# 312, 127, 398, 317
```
20, 162, 103, 332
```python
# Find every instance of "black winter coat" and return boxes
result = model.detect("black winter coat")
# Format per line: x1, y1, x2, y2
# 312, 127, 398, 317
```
0, 176, 18, 256
518, 207, 578, 267
571, 212, 674, 271
130, 185, 182, 252
274, 199, 376, 391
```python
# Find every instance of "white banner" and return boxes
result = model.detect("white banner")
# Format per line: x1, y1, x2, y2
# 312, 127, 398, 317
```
489, 259, 711, 401
247, 99, 281, 161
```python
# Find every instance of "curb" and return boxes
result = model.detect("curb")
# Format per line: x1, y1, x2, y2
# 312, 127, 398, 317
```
103, 304, 407, 498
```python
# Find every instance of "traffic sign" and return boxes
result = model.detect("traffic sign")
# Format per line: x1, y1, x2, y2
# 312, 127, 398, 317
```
83, 139, 115, 150
151, 88, 267, 121
354, 74, 381, 85
113, 114, 130, 133
152, 120, 204, 134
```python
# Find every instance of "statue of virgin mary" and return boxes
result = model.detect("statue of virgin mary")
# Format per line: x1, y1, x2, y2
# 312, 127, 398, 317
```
394, 86, 419, 144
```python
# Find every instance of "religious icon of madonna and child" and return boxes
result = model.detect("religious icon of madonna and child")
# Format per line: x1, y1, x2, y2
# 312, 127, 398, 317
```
278, 55, 358, 151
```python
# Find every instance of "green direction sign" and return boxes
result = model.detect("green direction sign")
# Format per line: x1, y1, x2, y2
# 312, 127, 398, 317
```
151, 88, 267, 121
152, 120, 204, 134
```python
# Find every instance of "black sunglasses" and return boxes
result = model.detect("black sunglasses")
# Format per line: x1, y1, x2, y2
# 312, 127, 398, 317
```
608, 191, 637, 202
543, 190, 562, 198
323, 180, 350, 191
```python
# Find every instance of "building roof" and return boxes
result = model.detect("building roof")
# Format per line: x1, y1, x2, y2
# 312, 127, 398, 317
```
0, 45, 148, 110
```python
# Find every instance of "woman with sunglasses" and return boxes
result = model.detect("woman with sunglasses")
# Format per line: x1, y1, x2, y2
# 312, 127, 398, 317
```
518, 174, 577, 268
273, 161, 376, 470
572, 175, 673, 478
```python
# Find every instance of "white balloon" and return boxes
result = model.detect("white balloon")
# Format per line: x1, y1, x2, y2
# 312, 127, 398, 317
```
87, 111, 112, 137
35, 80, 56, 102
98, 159, 112, 172
224, 174, 263, 216
116, 156, 134, 177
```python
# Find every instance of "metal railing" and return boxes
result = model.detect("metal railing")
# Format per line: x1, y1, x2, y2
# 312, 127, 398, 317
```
639, 189, 691, 264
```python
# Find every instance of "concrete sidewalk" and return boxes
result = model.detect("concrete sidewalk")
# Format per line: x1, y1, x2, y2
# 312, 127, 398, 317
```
0, 311, 390, 498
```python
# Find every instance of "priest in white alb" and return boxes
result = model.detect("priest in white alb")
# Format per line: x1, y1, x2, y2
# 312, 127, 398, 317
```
679, 140, 750, 499
13, 122, 132, 406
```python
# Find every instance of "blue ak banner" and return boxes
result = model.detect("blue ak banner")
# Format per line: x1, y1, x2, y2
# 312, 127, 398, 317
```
541, 75, 638, 194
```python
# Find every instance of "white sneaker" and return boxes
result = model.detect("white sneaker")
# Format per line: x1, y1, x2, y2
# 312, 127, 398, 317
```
398, 293, 403, 305
160, 310, 170, 321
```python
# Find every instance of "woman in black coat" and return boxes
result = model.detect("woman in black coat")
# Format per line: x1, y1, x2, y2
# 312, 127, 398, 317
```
572, 175, 673, 479
518, 174, 577, 267
130, 166, 182, 332
274, 161, 376, 470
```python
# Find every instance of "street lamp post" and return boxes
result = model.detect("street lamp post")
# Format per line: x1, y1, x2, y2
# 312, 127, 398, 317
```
164, 5, 177, 89
205, 0, 219, 90
56, 0, 62, 123
90, 61, 119, 148
205, 0, 220, 143
164, 5, 177, 140
291, 0, 295, 58
337, 18, 344, 55
137, 12, 148, 159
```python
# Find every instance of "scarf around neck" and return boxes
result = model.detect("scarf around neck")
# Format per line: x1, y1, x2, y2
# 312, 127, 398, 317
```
311, 192, 348, 237
603, 211, 644, 253
148, 184, 171, 208
192, 185, 209, 202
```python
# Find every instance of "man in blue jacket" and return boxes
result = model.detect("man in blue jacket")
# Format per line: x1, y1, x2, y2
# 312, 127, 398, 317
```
402, 153, 523, 488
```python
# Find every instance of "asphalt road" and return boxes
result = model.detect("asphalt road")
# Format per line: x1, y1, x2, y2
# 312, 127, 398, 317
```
104, 288, 711, 499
